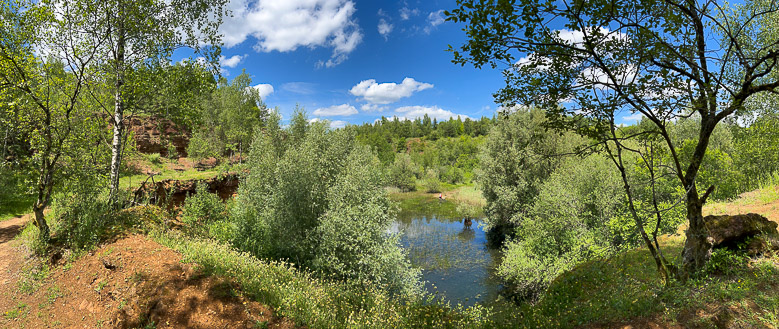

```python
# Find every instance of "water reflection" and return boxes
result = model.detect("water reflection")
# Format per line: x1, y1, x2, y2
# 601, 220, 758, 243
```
394, 213, 503, 306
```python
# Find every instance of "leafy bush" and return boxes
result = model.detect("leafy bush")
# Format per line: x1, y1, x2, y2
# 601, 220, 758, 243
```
180, 184, 227, 237
422, 168, 441, 193
232, 111, 420, 296
50, 179, 138, 252
187, 129, 222, 162
705, 249, 749, 275
476, 108, 582, 241
497, 154, 623, 299
439, 165, 464, 184
147, 153, 162, 166
387, 153, 418, 192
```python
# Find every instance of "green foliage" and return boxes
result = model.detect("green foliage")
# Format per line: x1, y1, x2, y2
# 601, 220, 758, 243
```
387, 153, 418, 192
52, 184, 119, 251
705, 249, 749, 276
421, 168, 442, 193
233, 112, 420, 296
497, 154, 622, 298
188, 71, 268, 161
187, 129, 222, 161
180, 184, 228, 237
147, 153, 162, 166
733, 115, 779, 190
312, 147, 421, 296
477, 108, 582, 242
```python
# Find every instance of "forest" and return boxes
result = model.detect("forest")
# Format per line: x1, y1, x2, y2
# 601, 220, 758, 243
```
3, 0, 779, 328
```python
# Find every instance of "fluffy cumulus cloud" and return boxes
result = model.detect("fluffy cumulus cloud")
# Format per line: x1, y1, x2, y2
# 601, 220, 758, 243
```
219, 55, 245, 68
252, 84, 274, 98
221, 0, 362, 67
313, 104, 358, 116
394, 106, 469, 121
350, 78, 433, 104
378, 18, 393, 40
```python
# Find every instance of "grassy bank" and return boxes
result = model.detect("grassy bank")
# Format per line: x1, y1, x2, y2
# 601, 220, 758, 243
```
389, 184, 486, 219
151, 230, 493, 329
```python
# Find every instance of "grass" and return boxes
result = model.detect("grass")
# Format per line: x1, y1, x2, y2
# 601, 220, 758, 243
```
150, 229, 494, 329
0, 194, 34, 222
119, 168, 220, 190
390, 184, 486, 219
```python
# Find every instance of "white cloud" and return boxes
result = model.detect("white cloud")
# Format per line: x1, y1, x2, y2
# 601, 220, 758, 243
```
378, 18, 393, 40
361, 104, 388, 112
424, 10, 445, 33
252, 84, 274, 98
399, 7, 419, 20
394, 106, 470, 121
309, 118, 349, 128
622, 112, 644, 123
219, 54, 245, 68
281, 82, 317, 95
329, 120, 349, 128
350, 78, 433, 104
313, 104, 358, 116
221, 0, 362, 67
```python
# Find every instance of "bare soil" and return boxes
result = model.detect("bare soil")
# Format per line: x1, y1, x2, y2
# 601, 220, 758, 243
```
0, 216, 296, 329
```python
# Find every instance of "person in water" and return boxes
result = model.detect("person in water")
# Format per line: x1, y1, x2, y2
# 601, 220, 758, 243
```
438, 193, 445, 202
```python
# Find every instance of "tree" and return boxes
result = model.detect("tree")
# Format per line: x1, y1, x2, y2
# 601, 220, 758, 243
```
0, 0, 104, 241
448, 0, 779, 276
42, 0, 227, 200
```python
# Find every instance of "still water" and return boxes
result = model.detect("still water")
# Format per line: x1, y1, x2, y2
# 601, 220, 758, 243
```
391, 213, 503, 306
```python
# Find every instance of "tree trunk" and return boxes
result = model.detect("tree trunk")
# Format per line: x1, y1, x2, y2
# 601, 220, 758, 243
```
32, 203, 49, 242
681, 188, 711, 277
109, 16, 126, 201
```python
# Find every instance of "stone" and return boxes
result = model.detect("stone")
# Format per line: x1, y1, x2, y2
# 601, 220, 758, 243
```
704, 213, 779, 254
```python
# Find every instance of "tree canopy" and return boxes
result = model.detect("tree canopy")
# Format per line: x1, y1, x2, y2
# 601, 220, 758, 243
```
447, 0, 779, 275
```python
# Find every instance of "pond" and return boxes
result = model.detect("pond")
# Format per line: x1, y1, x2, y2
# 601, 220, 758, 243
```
391, 212, 503, 306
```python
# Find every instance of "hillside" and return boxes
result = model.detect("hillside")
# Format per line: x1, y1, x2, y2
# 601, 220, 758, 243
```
0, 215, 295, 328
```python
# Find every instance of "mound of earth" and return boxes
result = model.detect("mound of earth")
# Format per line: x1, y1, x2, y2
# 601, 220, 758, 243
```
0, 218, 295, 329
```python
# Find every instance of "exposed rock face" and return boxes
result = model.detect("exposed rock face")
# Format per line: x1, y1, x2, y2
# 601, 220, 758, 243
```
704, 213, 779, 255
133, 174, 239, 208
127, 116, 190, 158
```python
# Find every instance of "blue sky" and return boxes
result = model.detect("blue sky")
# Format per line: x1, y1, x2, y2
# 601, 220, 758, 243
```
199, 0, 506, 128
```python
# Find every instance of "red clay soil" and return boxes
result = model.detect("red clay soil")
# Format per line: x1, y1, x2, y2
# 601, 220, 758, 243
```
0, 217, 296, 329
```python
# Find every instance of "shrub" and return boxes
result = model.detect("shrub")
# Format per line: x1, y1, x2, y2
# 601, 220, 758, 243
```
180, 184, 227, 237
233, 112, 421, 296
387, 153, 418, 192
705, 249, 749, 275
147, 153, 161, 165
422, 168, 441, 193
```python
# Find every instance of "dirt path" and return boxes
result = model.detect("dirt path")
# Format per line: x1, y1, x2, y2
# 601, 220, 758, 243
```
0, 215, 28, 288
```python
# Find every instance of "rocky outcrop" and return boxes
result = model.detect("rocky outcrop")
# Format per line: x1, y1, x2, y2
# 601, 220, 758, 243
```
704, 213, 779, 255
133, 174, 239, 208
127, 116, 190, 158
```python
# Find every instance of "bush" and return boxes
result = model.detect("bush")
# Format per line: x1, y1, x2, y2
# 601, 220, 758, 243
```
439, 165, 464, 184
147, 153, 161, 165
705, 249, 749, 275
422, 168, 441, 193
387, 153, 418, 192
52, 182, 130, 251
233, 112, 421, 296
180, 184, 228, 237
